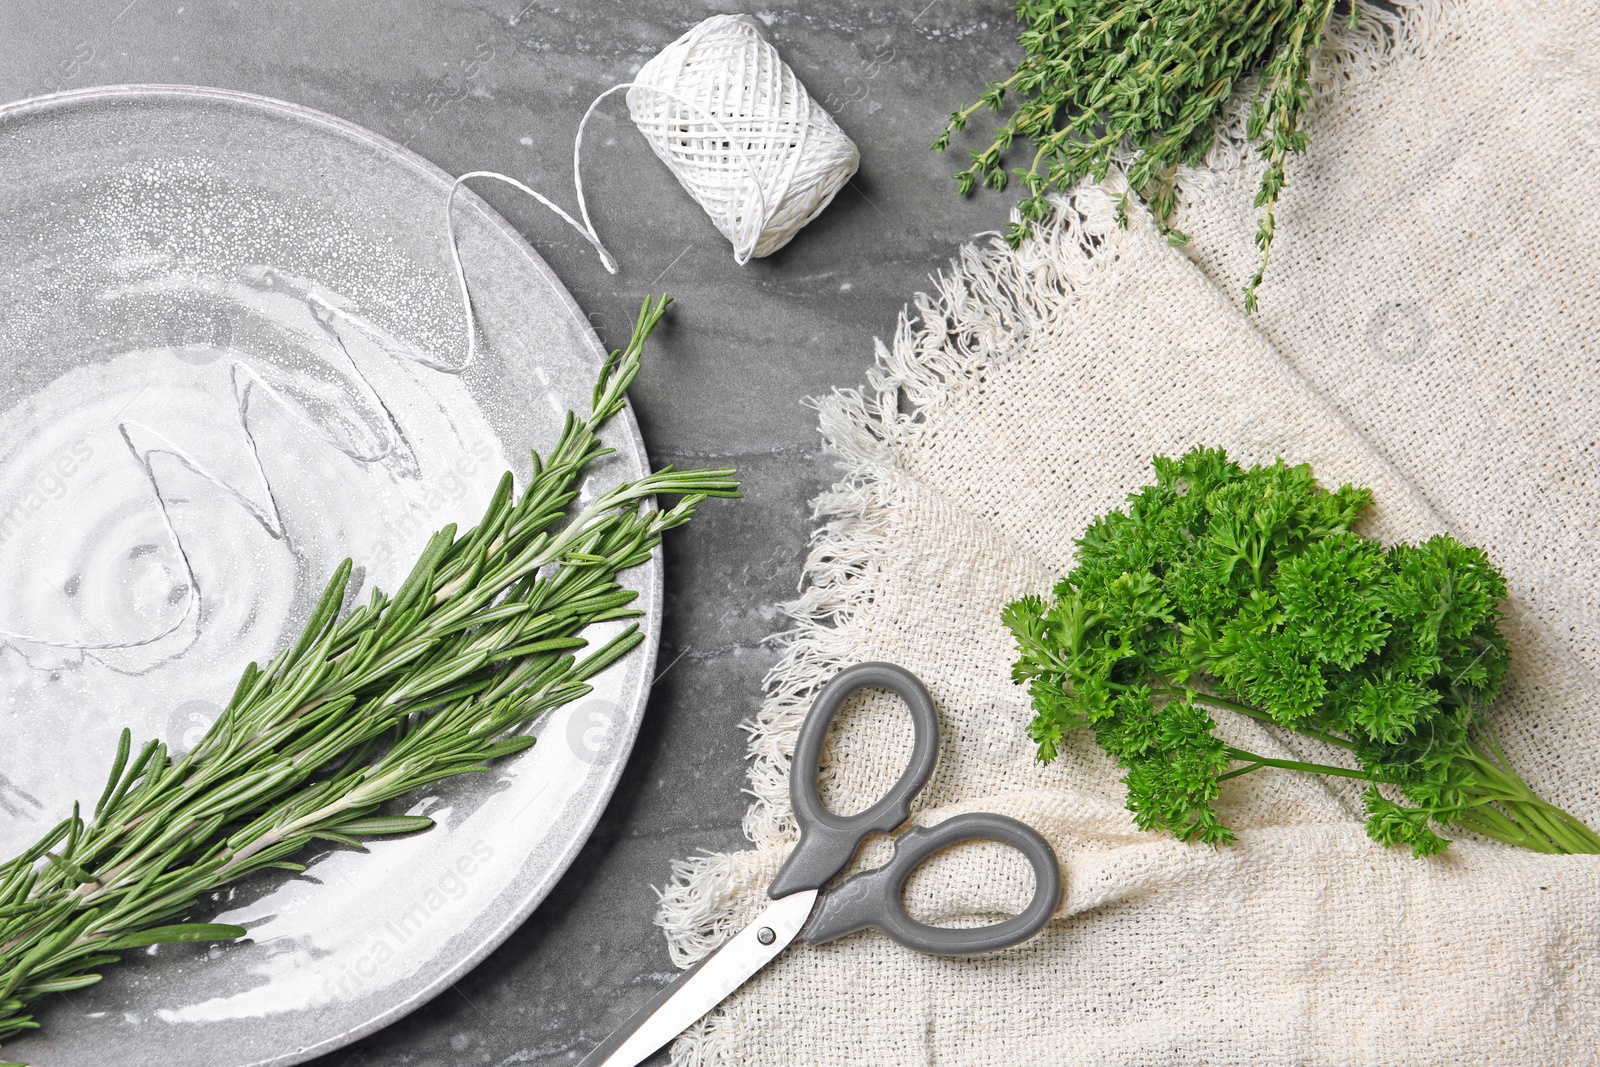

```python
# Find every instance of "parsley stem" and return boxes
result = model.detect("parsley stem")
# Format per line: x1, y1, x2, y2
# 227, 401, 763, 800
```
1451, 808, 1553, 854
1222, 748, 1372, 781
1150, 688, 1357, 751
1215, 761, 1263, 783
1470, 797, 1553, 851
1457, 736, 1600, 853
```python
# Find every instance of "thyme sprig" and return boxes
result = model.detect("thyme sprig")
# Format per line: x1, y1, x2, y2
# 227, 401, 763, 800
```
0, 295, 737, 1061
935, 0, 1348, 309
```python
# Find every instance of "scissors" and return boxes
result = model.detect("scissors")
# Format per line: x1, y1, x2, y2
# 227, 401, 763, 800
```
577, 662, 1062, 1067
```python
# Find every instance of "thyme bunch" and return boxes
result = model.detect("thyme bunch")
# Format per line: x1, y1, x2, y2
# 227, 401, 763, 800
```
1004, 447, 1600, 857
0, 296, 737, 1062
935, 0, 1348, 309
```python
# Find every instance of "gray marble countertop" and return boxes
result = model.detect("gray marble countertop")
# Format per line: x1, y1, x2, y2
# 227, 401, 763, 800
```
0, 2, 1022, 1063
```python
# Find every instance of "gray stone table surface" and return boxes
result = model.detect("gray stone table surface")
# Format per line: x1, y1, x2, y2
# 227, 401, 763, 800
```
0, 2, 1023, 1063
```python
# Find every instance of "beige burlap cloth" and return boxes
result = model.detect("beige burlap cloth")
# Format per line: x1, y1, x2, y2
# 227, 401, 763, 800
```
656, 0, 1600, 1062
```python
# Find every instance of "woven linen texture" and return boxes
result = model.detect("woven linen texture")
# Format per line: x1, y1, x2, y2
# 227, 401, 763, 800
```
657, 0, 1600, 1062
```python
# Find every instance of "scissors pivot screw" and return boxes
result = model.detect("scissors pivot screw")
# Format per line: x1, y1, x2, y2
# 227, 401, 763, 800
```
755, 927, 776, 946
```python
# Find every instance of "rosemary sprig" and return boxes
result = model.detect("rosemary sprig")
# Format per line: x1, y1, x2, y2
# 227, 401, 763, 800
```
935, 0, 1348, 310
0, 295, 737, 1062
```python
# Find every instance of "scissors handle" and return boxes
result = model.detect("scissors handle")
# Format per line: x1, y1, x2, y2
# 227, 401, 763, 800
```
767, 662, 940, 899
801, 811, 1061, 955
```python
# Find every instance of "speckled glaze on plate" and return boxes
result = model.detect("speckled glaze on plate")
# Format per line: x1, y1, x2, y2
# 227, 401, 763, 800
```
0, 85, 658, 1067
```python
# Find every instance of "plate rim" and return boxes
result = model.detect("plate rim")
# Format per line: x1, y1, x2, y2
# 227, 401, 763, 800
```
0, 82, 662, 1066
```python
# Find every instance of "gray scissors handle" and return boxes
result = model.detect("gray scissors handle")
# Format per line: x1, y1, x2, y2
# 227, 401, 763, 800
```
765, 662, 1061, 955
801, 811, 1060, 955
767, 662, 941, 899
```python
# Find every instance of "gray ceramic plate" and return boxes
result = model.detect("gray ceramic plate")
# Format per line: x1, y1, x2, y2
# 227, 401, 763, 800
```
0, 85, 658, 1066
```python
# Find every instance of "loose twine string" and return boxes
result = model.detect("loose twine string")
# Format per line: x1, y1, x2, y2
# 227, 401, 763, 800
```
444, 13, 860, 372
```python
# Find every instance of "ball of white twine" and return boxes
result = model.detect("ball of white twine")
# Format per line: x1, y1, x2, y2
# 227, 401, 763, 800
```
625, 14, 860, 264
445, 13, 859, 369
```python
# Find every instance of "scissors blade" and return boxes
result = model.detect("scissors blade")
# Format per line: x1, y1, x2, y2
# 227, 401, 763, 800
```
577, 889, 818, 1067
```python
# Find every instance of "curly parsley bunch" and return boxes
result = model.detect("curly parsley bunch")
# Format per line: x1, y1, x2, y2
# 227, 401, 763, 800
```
935, 0, 1347, 310
1003, 447, 1600, 856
